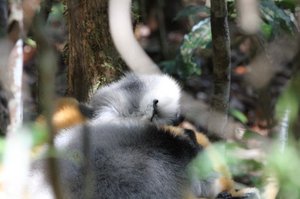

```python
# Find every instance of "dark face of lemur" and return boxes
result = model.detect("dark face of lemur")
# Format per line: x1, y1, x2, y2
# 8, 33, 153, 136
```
88, 73, 182, 126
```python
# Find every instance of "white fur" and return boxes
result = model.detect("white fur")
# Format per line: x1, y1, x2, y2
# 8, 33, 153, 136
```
27, 168, 55, 199
137, 74, 181, 125
90, 73, 181, 126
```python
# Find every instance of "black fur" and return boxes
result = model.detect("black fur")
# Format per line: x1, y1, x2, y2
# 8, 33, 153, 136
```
78, 103, 96, 119
30, 122, 200, 199
183, 129, 201, 150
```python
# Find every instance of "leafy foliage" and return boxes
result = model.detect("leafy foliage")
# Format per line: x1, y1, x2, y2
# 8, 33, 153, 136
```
275, 71, 300, 141
180, 18, 211, 75
48, 3, 65, 22
160, 18, 211, 79
160, 0, 297, 79
188, 142, 228, 179
265, 66, 300, 198
260, 0, 297, 38
267, 142, 300, 198
0, 138, 5, 162
188, 142, 263, 186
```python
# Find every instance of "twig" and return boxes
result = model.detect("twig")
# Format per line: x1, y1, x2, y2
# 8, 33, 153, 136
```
32, 13, 62, 199
40, 0, 53, 23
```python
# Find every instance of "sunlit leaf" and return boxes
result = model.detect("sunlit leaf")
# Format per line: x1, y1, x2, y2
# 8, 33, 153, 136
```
273, 72, 300, 166
229, 108, 248, 124
267, 143, 300, 198
271, 72, 300, 198
25, 38, 37, 48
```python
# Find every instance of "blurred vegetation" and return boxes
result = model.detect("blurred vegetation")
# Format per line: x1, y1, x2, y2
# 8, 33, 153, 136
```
157, 0, 300, 197
1, 0, 300, 198
160, 0, 297, 80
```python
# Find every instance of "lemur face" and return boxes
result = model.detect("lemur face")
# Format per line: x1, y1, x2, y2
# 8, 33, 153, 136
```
89, 73, 181, 126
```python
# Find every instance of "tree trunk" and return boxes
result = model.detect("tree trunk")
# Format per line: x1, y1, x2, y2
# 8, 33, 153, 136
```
0, 0, 8, 38
66, 0, 126, 102
207, 0, 231, 136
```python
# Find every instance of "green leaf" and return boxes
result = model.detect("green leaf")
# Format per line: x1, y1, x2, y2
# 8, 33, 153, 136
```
261, 22, 273, 39
25, 38, 37, 48
229, 108, 248, 124
30, 123, 49, 146
267, 142, 300, 198
0, 138, 6, 162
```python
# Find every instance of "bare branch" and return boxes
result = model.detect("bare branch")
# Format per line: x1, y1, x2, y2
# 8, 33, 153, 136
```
0, 0, 8, 37
32, 13, 62, 199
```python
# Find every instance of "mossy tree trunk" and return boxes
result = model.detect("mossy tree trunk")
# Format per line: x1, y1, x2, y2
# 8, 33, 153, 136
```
66, 0, 126, 102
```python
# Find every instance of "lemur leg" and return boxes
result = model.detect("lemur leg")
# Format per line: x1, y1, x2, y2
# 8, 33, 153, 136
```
162, 125, 210, 147
162, 126, 261, 199
36, 97, 89, 132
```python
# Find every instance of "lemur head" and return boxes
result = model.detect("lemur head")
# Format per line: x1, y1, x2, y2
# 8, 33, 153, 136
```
137, 73, 181, 125
89, 73, 181, 126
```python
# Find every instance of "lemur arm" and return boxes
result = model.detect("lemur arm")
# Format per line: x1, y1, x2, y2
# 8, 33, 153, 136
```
162, 125, 261, 199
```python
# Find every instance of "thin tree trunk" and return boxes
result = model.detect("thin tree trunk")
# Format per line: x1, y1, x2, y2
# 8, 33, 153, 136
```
0, 0, 8, 134
0, 0, 7, 38
66, 0, 126, 102
207, 0, 231, 136
32, 11, 63, 198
